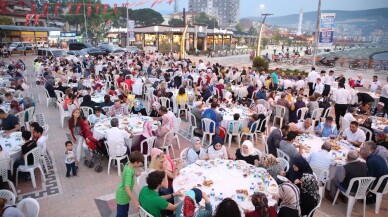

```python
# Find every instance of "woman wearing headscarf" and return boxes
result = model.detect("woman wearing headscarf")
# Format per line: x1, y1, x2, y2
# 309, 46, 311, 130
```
215, 79, 225, 98
80, 94, 99, 112
235, 140, 259, 165
255, 154, 283, 182
186, 137, 208, 166
290, 96, 306, 123
360, 118, 376, 142
155, 107, 175, 148
131, 121, 155, 152
276, 182, 301, 217
150, 101, 161, 117
282, 155, 313, 185
175, 188, 212, 217
299, 173, 320, 216
207, 136, 228, 160
375, 131, 388, 149
130, 99, 147, 116
245, 192, 277, 217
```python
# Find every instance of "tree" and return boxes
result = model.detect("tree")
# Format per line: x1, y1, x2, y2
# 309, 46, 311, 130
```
252, 56, 269, 71
261, 38, 269, 48
0, 16, 13, 25
235, 24, 243, 32
168, 18, 184, 26
131, 8, 164, 26
194, 12, 218, 28
248, 26, 257, 35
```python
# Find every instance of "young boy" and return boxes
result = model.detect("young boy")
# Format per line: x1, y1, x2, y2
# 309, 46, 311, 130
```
65, 141, 78, 178
88, 107, 106, 126
115, 151, 145, 217
229, 113, 242, 134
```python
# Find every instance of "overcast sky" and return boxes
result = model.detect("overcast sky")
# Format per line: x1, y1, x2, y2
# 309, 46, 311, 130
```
107, 0, 388, 17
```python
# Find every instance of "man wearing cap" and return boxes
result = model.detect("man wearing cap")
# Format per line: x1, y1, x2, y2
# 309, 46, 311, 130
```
315, 116, 338, 138
255, 86, 267, 100
372, 102, 387, 117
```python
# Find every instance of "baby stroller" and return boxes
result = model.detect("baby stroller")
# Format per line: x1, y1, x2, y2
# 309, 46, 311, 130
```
84, 137, 107, 173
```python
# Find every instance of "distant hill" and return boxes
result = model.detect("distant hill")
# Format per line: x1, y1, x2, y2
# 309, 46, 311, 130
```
244, 8, 388, 26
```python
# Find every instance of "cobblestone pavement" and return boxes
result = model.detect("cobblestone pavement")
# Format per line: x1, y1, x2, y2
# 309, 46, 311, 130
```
2, 54, 387, 217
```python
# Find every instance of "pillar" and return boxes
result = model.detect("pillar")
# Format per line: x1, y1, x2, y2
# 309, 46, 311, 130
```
222, 35, 225, 50
156, 33, 159, 50
142, 33, 145, 50
212, 35, 215, 50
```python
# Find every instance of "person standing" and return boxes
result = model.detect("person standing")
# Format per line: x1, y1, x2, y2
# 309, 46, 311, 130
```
270, 69, 279, 91
307, 67, 318, 96
322, 70, 334, 100
332, 82, 351, 129
380, 77, 388, 110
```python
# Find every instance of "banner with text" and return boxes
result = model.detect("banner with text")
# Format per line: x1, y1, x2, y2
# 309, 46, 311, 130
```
318, 13, 335, 48
128, 20, 135, 42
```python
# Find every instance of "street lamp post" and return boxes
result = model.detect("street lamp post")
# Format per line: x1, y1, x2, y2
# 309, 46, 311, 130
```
126, 0, 129, 48
256, 13, 273, 57
82, 0, 88, 42
312, 0, 322, 66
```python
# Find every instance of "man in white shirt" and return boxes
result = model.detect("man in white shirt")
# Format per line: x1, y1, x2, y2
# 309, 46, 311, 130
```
282, 78, 294, 90
340, 121, 366, 147
307, 67, 318, 96
342, 107, 357, 130
369, 75, 382, 92
197, 60, 206, 72
307, 142, 335, 170
259, 71, 266, 85
295, 76, 305, 91
313, 77, 324, 96
380, 77, 388, 110
32, 125, 47, 156
332, 82, 352, 129
105, 118, 132, 157
322, 70, 334, 99
289, 118, 314, 134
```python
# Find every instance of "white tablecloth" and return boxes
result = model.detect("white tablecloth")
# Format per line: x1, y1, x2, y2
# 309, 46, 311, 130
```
218, 106, 251, 129
0, 131, 23, 159
132, 78, 160, 95
173, 160, 278, 213
169, 88, 195, 113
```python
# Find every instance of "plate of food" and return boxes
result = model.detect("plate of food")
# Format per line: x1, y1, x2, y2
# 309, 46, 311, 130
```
137, 122, 143, 126
202, 180, 214, 187
236, 189, 249, 197
277, 175, 289, 182
195, 160, 205, 166
267, 186, 278, 194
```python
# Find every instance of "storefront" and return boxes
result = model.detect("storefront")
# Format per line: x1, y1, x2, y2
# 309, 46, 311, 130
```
0, 25, 60, 44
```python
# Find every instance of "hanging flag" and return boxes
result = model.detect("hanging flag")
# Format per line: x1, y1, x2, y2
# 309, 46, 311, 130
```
54, 2, 61, 15
43, 2, 49, 16
31, 2, 37, 14
113, 4, 117, 14
34, 14, 40, 26
103, 4, 108, 15
75, 3, 82, 14
25, 14, 32, 26
151, 0, 163, 8
1, 1, 6, 13
87, 3, 92, 16
95, 4, 101, 14
18, 0, 25, 8
167, 0, 174, 5
67, 3, 73, 13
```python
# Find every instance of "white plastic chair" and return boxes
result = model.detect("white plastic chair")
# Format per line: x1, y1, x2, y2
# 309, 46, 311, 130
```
24, 107, 35, 130
57, 102, 71, 128
251, 90, 259, 101
273, 105, 286, 128
201, 118, 216, 147
137, 172, 149, 191
321, 107, 333, 122
15, 111, 26, 130
44, 89, 56, 107
0, 159, 16, 196
101, 106, 110, 114
173, 117, 181, 150
139, 206, 154, 217
104, 141, 129, 176
307, 194, 322, 217
177, 98, 189, 120
33, 113, 47, 127
296, 107, 309, 123
340, 116, 350, 132
226, 121, 242, 148
140, 136, 156, 172
359, 126, 373, 142
276, 157, 289, 172
265, 110, 272, 135
80, 106, 94, 117
160, 131, 176, 158
241, 120, 260, 144
0, 190, 16, 205
180, 147, 189, 162
17, 197, 40, 217
276, 148, 290, 162
310, 166, 329, 207
158, 97, 171, 110
369, 174, 388, 214
253, 148, 263, 159
262, 135, 269, 154
258, 99, 270, 110
311, 108, 324, 127
16, 147, 46, 188
188, 112, 197, 139
54, 90, 64, 103
332, 177, 376, 217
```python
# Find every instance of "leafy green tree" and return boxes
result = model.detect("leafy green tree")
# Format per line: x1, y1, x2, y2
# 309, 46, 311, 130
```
248, 26, 257, 35
252, 56, 269, 71
0, 16, 13, 25
168, 18, 185, 26
261, 38, 269, 48
194, 12, 218, 28
235, 24, 243, 32
131, 8, 164, 26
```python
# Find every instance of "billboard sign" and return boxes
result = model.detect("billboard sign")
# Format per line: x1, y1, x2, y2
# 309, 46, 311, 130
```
319, 13, 335, 48
128, 20, 135, 42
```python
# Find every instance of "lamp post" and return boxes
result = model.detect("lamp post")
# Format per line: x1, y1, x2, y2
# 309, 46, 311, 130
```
312, 0, 322, 66
82, 0, 88, 42
126, 0, 129, 48
256, 13, 273, 57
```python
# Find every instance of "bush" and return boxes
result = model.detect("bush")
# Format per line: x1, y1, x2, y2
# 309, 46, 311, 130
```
252, 56, 269, 72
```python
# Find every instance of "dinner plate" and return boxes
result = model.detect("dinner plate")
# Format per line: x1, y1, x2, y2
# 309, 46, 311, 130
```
277, 175, 289, 182
11, 147, 21, 152
10, 132, 22, 137
195, 160, 205, 166
267, 186, 278, 194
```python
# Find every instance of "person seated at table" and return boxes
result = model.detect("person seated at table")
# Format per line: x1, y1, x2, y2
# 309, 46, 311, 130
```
280, 155, 313, 185
202, 101, 223, 135
32, 125, 47, 157
255, 154, 283, 181
339, 121, 366, 147
342, 107, 357, 129
0, 196, 25, 217
366, 140, 388, 166
357, 92, 375, 106
0, 109, 21, 133
3, 93, 15, 103
315, 116, 338, 138
131, 121, 155, 153
130, 100, 147, 116
155, 106, 175, 148
358, 102, 371, 115
306, 95, 319, 118
273, 182, 300, 217
108, 99, 127, 117
276, 93, 291, 124
235, 140, 259, 165
175, 188, 212, 217
213, 198, 242, 217
191, 101, 204, 136
139, 171, 182, 217
87, 107, 106, 126
244, 192, 277, 217
255, 86, 267, 100
288, 118, 313, 135
85, 87, 94, 96
372, 102, 387, 117
289, 96, 306, 123
228, 113, 243, 134
105, 118, 132, 164
299, 173, 320, 216
326, 150, 368, 202
307, 142, 335, 171
80, 95, 99, 113
8, 100, 22, 116
360, 118, 376, 142
186, 137, 208, 165
279, 131, 305, 161
249, 98, 268, 115
223, 91, 234, 105
13, 130, 36, 179
176, 87, 189, 108
149, 101, 161, 118
100, 94, 114, 111
208, 136, 228, 160
94, 83, 105, 96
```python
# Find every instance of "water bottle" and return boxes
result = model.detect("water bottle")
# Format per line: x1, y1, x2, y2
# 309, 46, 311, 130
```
250, 183, 255, 191
218, 193, 223, 201
210, 189, 215, 198
384, 113, 387, 120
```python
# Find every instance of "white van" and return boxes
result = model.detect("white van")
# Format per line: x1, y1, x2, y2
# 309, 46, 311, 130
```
36, 41, 48, 48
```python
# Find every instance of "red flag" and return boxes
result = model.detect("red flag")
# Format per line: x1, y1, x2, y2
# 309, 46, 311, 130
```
105, 20, 110, 26
67, 3, 73, 13
43, 3, 49, 16
113, 4, 117, 14
95, 4, 101, 14
18, 0, 24, 8
54, 2, 61, 15
25, 14, 32, 26
167, 0, 174, 5
151, 0, 163, 8
31, 2, 37, 14
34, 14, 40, 26
87, 4, 92, 16
1, 1, 7, 13
103, 4, 108, 15
75, 3, 82, 14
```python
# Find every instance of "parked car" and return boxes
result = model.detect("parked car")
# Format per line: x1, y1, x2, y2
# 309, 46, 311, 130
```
99, 45, 126, 55
22, 42, 34, 50
36, 41, 48, 48
126, 46, 141, 55
8, 42, 26, 53
37, 48, 67, 57
69, 42, 94, 51
81, 47, 106, 56
67, 50, 88, 58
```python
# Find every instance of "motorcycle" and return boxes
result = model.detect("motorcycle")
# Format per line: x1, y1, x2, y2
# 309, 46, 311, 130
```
317, 57, 339, 68
348, 59, 369, 70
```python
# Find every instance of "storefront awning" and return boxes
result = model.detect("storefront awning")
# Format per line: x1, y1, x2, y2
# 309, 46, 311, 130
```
106, 33, 118, 38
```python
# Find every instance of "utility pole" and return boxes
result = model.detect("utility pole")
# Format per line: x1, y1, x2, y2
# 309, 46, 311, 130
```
82, 0, 89, 42
256, 13, 273, 57
312, 0, 322, 66
126, 0, 129, 48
